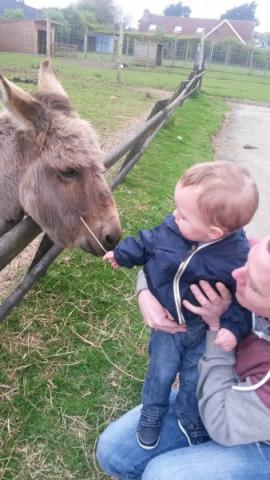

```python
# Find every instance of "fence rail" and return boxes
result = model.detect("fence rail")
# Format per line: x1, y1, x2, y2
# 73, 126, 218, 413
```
0, 64, 205, 323
53, 42, 78, 58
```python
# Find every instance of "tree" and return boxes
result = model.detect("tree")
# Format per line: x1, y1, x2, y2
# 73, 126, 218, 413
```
163, 2, 191, 17
220, 2, 258, 23
77, 0, 117, 24
61, 6, 88, 37
42, 7, 65, 24
3, 8, 24, 19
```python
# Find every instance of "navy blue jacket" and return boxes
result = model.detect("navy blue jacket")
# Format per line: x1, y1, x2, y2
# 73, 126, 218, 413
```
114, 215, 252, 341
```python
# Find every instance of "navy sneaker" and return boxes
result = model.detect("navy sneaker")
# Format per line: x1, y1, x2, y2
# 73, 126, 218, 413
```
136, 414, 161, 450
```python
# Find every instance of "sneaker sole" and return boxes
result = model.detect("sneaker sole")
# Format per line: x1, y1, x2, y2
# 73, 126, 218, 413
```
136, 432, 160, 450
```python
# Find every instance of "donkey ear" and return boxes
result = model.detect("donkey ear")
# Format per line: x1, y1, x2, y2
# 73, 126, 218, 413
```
0, 74, 48, 132
38, 59, 68, 98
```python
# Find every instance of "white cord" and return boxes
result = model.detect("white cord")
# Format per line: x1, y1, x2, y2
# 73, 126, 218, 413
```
232, 370, 270, 391
80, 216, 135, 285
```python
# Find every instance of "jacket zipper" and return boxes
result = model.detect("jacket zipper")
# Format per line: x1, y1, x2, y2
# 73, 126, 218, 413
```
173, 237, 226, 324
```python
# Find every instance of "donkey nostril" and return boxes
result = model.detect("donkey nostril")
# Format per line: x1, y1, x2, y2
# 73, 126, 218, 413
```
102, 223, 121, 250
105, 234, 114, 246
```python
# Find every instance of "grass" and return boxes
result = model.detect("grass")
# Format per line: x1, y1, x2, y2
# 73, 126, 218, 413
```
68, 54, 270, 103
2, 52, 270, 108
0, 69, 227, 478
203, 68, 270, 102
0, 53, 164, 138
1, 50, 267, 478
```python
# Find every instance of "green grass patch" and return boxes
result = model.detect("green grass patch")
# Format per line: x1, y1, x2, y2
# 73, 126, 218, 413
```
0, 53, 164, 137
3, 51, 264, 477
0, 91, 227, 479
3, 53, 270, 108
1, 50, 266, 478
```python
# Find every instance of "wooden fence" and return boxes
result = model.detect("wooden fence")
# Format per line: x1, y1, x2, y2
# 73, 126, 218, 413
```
53, 43, 78, 58
0, 65, 205, 323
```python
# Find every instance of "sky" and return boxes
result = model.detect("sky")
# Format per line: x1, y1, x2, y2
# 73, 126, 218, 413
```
25, 0, 270, 32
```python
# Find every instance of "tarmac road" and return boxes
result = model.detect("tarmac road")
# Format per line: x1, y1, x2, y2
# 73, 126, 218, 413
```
214, 102, 270, 238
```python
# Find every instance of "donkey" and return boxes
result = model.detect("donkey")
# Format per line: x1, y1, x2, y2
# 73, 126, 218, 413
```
0, 59, 121, 255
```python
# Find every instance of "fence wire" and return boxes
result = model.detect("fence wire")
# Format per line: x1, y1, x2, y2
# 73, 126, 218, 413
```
50, 26, 270, 76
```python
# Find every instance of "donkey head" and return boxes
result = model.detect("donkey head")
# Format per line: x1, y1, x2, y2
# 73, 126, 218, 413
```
0, 60, 121, 255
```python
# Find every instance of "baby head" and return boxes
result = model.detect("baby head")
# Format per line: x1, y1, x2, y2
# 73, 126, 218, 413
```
174, 161, 259, 242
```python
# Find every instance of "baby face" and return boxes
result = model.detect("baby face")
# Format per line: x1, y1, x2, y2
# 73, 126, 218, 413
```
174, 184, 212, 242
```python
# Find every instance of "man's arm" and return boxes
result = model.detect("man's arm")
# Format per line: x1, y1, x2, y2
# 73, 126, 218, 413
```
197, 331, 270, 446
136, 270, 186, 334
184, 281, 270, 446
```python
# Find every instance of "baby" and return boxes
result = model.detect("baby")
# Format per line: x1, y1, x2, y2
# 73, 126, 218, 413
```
104, 161, 259, 449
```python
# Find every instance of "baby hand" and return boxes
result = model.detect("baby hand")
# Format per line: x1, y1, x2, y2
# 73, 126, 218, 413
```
214, 328, 237, 352
103, 251, 120, 269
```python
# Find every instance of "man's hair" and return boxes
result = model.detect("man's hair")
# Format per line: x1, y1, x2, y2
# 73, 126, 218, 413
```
267, 238, 270, 254
179, 161, 259, 231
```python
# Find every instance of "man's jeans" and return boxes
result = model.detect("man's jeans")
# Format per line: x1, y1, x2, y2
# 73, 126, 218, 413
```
96, 391, 270, 480
141, 330, 206, 442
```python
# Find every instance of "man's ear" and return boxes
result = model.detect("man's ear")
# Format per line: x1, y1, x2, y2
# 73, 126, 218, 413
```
0, 74, 48, 132
208, 226, 225, 240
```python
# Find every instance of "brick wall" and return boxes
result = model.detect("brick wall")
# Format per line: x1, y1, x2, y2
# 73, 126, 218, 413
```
0, 20, 38, 54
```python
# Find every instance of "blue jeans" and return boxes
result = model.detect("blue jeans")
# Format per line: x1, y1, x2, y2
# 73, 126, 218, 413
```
142, 330, 206, 442
96, 392, 270, 480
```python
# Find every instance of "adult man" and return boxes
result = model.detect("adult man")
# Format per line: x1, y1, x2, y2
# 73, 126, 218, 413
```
97, 237, 270, 479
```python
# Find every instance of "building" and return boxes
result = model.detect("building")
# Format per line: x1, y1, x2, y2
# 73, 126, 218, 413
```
139, 10, 255, 45
133, 41, 163, 67
0, 0, 41, 20
0, 19, 59, 55
95, 34, 115, 54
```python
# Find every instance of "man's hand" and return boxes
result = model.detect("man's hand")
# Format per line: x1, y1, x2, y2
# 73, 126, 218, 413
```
214, 328, 237, 352
103, 251, 120, 269
182, 280, 232, 331
138, 289, 187, 334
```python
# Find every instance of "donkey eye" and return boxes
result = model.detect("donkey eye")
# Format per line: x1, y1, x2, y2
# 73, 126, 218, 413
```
58, 168, 80, 179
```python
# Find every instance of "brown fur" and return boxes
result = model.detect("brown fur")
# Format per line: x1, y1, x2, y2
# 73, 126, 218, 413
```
0, 60, 121, 254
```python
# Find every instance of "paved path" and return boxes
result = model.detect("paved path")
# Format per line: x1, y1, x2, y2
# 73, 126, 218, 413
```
214, 102, 270, 238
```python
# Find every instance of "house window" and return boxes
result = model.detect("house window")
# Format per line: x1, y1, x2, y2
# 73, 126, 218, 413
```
174, 26, 182, 33
196, 27, 205, 34
149, 24, 157, 31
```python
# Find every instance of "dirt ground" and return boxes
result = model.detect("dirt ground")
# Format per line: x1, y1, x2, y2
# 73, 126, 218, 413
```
214, 102, 270, 238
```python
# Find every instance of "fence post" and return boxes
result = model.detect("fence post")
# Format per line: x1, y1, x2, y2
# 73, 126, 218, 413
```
125, 34, 129, 63
194, 30, 205, 89
184, 40, 190, 65
46, 17, 51, 57
146, 39, 150, 70
224, 43, 232, 70
208, 42, 214, 69
248, 45, 255, 73
83, 31, 88, 59
171, 38, 177, 67
116, 22, 124, 82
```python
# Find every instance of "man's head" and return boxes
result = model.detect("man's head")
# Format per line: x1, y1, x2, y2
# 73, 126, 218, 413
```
174, 161, 258, 242
232, 237, 270, 318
